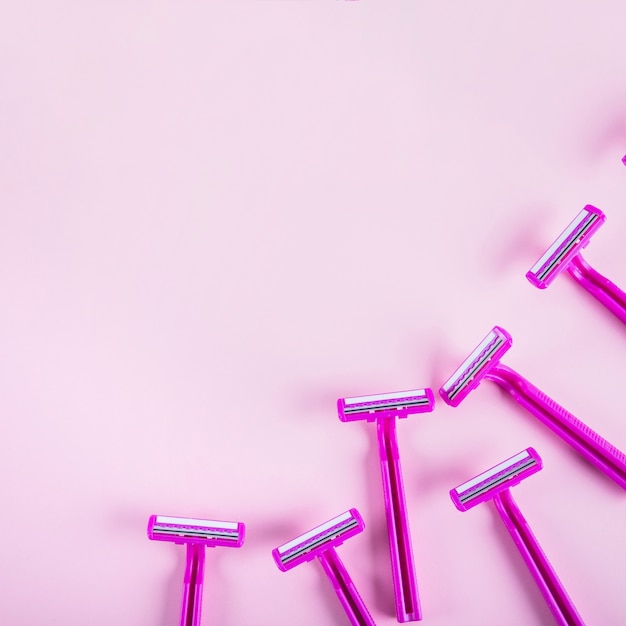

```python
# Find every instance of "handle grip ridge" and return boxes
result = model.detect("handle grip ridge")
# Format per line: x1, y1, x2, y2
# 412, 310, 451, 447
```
487, 364, 626, 489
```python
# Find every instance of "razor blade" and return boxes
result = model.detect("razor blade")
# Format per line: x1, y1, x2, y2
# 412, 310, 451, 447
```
338, 388, 435, 422
273, 509, 364, 572
148, 515, 245, 547
527, 205, 605, 289
450, 448, 542, 512
439, 326, 512, 407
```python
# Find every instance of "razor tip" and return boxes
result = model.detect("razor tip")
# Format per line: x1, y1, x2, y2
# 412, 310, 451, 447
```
450, 447, 542, 512
439, 326, 512, 406
272, 508, 364, 572
527, 205, 605, 289
337, 388, 435, 422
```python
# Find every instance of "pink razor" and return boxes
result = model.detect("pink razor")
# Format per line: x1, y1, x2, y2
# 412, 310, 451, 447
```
451, 448, 585, 626
526, 205, 626, 323
147, 514, 245, 626
439, 326, 626, 489
337, 388, 435, 622
272, 509, 376, 626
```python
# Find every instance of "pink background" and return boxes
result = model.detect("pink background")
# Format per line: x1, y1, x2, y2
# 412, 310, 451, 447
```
2, 2, 626, 625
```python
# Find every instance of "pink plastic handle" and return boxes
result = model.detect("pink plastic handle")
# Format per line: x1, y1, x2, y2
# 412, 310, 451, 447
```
181, 543, 206, 626
486, 364, 626, 489
493, 490, 585, 626
567, 253, 626, 324
317, 548, 376, 626
377, 417, 421, 622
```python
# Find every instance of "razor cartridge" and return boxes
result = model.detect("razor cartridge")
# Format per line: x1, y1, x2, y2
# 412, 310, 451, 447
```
527, 205, 605, 289
439, 326, 626, 489
527, 205, 626, 323
451, 449, 585, 626
148, 514, 245, 626
338, 388, 435, 622
338, 388, 435, 423
272, 509, 375, 626
148, 515, 245, 547
450, 448, 542, 512
439, 327, 512, 407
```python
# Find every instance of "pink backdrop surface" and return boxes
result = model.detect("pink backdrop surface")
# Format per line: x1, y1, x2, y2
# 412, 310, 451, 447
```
2, 2, 626, 625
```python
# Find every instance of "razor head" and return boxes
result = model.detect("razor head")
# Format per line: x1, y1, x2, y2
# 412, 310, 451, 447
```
439, 326, 512, 407
450, 448, 542, 512
272, 509, 364, 572
526, 205, 606, 289
147, 515, 245, 548
337, 388, 435, 422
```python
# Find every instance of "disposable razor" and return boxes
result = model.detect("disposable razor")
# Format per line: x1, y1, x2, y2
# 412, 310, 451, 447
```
526, 205, 626, 323
148, 514, 245, 626
451, 448, 585, 626
439, 326, 626, 489
337, 388, 435, 622
272, 509, 376, 626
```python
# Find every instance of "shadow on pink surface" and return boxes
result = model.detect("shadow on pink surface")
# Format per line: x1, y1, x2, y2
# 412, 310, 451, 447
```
362, 424, 400, 618
488, 207, 557, 277
158, 549, 186, 626
584, 106, 626, 162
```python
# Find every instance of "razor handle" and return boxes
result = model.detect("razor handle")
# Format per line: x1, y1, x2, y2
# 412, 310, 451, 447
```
487, 364, 626, 490
377, 417, 422, 622
494, 490, 585, 626
317, 548, 376, 626
568, 254, 626, 324
182, 543, 206, 626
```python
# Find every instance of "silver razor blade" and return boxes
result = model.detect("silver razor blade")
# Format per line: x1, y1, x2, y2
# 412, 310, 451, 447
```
339, 388, 434, 422
274, 509, 364, 570
451, 448, 542, 511
439, 327, 512, 406
527, 206, 605, 288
